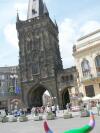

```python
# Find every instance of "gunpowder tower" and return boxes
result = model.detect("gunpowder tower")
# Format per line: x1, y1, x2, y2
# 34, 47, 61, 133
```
16, 0, 63, 108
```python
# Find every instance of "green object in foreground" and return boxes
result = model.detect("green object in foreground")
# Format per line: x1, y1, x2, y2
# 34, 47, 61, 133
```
64, 125, 92, 133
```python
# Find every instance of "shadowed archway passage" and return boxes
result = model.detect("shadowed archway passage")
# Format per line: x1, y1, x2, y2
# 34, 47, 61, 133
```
62, 88, 70, 109
27, 85, 52, 108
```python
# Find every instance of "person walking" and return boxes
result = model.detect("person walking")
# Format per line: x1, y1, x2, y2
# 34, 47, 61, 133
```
51, 104, 56, 116
96, 101, 100, 116
56, 105, 59, 113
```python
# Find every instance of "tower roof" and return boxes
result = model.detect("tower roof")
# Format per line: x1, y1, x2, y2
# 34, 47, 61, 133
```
43, 3, 49, 15
27, 0, 49, 19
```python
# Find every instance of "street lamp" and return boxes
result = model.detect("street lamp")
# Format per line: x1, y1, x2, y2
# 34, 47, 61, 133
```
10, 74, 18, 94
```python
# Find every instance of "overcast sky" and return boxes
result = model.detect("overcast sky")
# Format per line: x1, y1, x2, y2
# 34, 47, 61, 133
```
0, 0, 100, 68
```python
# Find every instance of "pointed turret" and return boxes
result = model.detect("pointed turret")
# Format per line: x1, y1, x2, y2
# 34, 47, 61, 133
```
16, 9, 20, 22
27, 0, 49, 19
43, 3, 49, 16
54, 19, 58, 29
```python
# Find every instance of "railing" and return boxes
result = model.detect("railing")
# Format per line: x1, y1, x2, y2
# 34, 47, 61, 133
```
81, 74, 100, 82
81, 75, 92, 81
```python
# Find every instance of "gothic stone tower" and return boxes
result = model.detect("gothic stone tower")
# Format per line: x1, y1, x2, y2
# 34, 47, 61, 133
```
16, 0, 63, 108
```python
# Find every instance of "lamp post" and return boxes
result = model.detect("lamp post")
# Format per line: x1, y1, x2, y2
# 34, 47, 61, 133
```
10, 74, 18, 94
9, 74, 19, 112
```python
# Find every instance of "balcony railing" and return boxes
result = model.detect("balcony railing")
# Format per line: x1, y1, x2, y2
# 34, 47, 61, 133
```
81, 75, 92, 81
81, 73, 100, 82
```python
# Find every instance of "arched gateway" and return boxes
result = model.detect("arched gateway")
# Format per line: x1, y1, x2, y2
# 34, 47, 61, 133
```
27, 84, 53, 108
62, 88, 70, 109
21, 79, 60, 108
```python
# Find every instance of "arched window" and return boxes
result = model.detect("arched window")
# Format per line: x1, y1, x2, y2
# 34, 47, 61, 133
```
66, 76, 69, 81
95, 55, 100, 74
81, 59, 91, 77
70, 74, 73, 81
32, 63, 39, 74
61, 76, 65, 82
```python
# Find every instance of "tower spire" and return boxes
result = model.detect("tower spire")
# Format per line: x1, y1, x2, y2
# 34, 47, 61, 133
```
43, 3, 49, 16
27, 0, 49, 19
16, 9, 19, 22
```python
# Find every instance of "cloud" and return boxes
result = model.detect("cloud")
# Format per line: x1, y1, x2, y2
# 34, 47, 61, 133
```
80, 20, 100, 35
4, 23, 18, 49
59, 19, 100, 68
59, 18, 78, 68
3, 3, 28, 49
14, 3, 28, 20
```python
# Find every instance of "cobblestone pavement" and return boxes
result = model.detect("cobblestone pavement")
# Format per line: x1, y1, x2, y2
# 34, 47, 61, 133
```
0, 114, 100, 133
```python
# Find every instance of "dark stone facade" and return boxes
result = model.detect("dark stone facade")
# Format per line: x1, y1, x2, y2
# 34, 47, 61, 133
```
16, 14, 63, 108
16, 12, 78, 109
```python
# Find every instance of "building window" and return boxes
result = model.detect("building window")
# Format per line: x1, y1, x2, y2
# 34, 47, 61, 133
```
70, 74, 73, 81
32, 9, 37, 15
99, 83, 100, 88
95, 55, 100, 74
61, 76, 64, 82
81, 59, 91, 77
66, 76, 69, 81
85, 85, 95, 97
32, 63, 39, 74
0, 80, 1, 87
0, 75, 5, 80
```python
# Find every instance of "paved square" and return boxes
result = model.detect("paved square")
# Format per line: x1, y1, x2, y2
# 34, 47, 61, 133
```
0, 115, 100, 133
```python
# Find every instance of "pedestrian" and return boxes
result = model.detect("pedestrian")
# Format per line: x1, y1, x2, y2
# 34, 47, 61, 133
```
96, 101, 100, 116
56, 105, 59, 113
51, 104, 56, 116
86, 101, 92, 111
46, 105, 51, 113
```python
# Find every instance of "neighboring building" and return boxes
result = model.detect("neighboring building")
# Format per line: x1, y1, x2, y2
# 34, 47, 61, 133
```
57, 67, 79, 108
0, 66, 21, 111
16, 0, 78, 109
73, 29, 100, 97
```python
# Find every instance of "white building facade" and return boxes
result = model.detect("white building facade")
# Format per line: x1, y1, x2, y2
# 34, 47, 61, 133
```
73, 29, 100, 97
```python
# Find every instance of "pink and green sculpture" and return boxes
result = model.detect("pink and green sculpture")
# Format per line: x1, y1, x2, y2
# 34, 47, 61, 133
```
44, 112, 95, 133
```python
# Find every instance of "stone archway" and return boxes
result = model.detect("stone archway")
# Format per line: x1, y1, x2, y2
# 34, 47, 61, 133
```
27, 84, 53, 108
62, 88, 70, 109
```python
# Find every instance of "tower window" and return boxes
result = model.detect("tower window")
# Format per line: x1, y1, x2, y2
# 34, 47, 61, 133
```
32, 9, 37, 15
32, 63, 39, 74
0, 80, 1, 87
70, 75, 73, 81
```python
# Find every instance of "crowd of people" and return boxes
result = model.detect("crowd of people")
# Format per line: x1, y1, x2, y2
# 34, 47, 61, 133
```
31, 104, 59, 116
79, 100, 100, 116
0, 100, 100, 117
